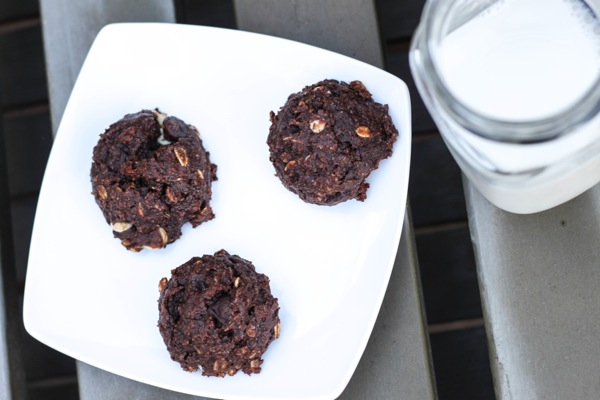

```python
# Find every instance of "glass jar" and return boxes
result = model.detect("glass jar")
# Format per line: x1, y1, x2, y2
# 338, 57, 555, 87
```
409, 0, 600, 213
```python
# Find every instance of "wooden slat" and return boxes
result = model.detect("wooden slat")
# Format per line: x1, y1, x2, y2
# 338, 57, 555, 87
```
377, 0, 426, 40
0, 268, 11, 400
174, 0, 236, 28
409, 135, 467, 227
10, 195, 38, 285
0, 0, 39, 23
27, 379, 79, 400
77, 362, 211, 400
234, 0, 384, 68
39, 0, 176, 135
339, 213, 436, 400
0, 98, 27, 400
429, 327, 495, 400
0, 125, 13, 400
466, 181, 600, 399
0, 24, 48, 108
3, 109, 53, 197
416, 226, 481, 324
17, 305, 79, 381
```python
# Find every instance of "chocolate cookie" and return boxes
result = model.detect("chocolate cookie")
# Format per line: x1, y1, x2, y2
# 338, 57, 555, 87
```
90, 109, 217, 251
267, 79, 398, 205
158, 250, 280, 377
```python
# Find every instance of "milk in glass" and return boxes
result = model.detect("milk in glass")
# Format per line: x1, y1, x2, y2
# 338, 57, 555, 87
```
437, 0, 600, 121
409, 0, 600, 213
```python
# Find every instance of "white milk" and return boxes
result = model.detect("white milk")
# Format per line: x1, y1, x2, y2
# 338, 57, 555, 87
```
437, 0, 600, 121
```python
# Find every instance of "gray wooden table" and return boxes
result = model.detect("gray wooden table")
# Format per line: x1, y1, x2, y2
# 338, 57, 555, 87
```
38, 1, 436, 399
0, 117, 12, 398
0, 87, 26, 400
465, 180, 600, 399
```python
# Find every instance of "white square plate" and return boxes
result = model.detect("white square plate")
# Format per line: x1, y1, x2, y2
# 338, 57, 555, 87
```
23, 23, 411, 400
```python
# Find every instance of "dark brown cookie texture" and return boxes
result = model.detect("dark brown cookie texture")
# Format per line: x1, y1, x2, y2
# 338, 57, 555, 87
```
267, 79, 398, 205
158, 250, 280, 377
90, 109, 217, 251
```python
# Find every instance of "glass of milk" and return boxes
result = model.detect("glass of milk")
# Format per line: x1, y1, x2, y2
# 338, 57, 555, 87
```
410, 0, 600, 213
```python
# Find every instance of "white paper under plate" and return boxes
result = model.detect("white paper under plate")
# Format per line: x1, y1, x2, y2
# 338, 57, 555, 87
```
23, 23, 411, 400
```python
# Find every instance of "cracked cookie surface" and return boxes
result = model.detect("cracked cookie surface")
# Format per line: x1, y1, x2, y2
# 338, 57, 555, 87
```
90, 109, 217, 251
158, 250, 280, 377
267, 79, 398, 205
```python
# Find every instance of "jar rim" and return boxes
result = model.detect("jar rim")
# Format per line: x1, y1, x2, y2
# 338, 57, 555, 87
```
419, 0, 600, 144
